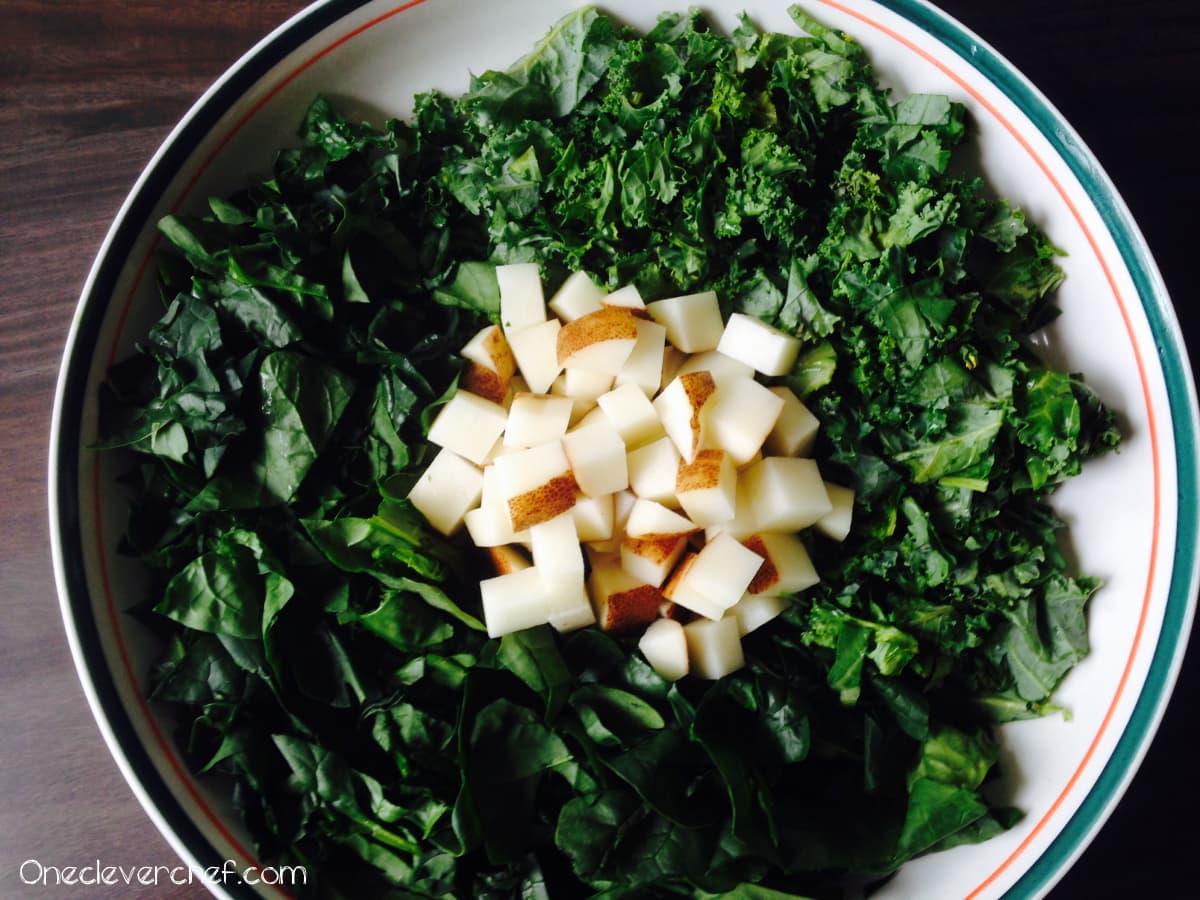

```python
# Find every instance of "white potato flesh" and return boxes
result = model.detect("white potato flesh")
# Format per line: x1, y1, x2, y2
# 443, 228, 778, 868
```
765, 386, 820, 457
573, 403, 609, 432
646, 291, 725, 353
615, 319, 667, 396
507, 319, 563, 394
464, 503, 512, 549
684, 617, 745, 679
572, 493, 615, 542
603, 284, 646, 311
504, 393, 573, 448
496, 263, 546, 334
815, 482, 855, 542
654, 371, 717, 463
675, 349, 754, 384
548, 270, 606, 322
426, 391, 509, 466
529, 510, 584, 584
492, 440, 577, 531
549, 592, 597, 632
729, 593, 791, 636
704, 477, 760, 541
480, 566, 551, 637
587, 489, 638, 552
407, 448, 483, 537
627, 436, 683, 507
663, 552, 726, 620
638, 618, 689, 682
563, 420, 629, 497
556, 307, 639, 374
597, 381, 666, 449
676, 449, 737, 528
742, 457, 832, 532
742, 531, 819, 597
562, 368, 614, 401
673, 531, 764, 613
625, 497, 698, 538
705, 376, 785, 465
716, 312, 802, 376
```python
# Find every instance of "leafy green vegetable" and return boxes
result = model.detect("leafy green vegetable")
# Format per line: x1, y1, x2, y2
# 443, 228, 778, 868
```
101, 5, 1120, 897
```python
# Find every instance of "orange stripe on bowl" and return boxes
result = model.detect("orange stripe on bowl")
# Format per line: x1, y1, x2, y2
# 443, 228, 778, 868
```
815, 1, 1163, 896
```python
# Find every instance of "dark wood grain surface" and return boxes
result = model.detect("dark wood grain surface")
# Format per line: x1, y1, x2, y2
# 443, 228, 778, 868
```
1, 1, 1196, 897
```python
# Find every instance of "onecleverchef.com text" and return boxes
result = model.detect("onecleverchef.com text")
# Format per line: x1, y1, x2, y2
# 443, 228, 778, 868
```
19, 857, 307, 889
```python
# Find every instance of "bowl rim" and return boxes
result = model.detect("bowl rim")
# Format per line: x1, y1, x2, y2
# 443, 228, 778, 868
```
47, 1, 1200, 897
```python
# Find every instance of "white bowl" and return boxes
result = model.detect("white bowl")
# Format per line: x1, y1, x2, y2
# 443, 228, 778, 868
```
49, 1, 1200, 897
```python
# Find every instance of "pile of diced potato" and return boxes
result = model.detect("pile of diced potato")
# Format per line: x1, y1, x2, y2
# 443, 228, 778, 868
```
408, 265, 853, 681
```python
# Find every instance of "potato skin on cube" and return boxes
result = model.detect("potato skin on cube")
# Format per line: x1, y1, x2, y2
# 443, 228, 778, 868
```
556, 306, 639, 373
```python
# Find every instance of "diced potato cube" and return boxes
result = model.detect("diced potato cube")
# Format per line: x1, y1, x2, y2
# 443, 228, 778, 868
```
684, 617, 745, 679
728, 593, 791, 636
706, 376, 785, 465
507, 319, 563, 394
627, 436, 682, 507
563, 420, 628, 497
615, 319, 667, 396
676, 449, 737, 528
529, 511, 584, 584
675, 349, 754, 384
548, 270, 605, 322
497, 263, 545, 334
624, 498, 698, 538
588, 558, 665, 632
407, 448, 483, 537
492, 441, 578, 531
742, 531, 819, 597
647, 291, 725, 353
668, 531, 763, 615
815, 482, 855, 542
765, 386, 820, 457
480, 566, 551, 637
504, 393, 573, 448
621, 534, 690, 588
716, 312, 802, 376
654, 371, 717, 463
572, 493, 615, 542
602, 284, 647, 312
638, 618, 689, 681
460, 324, 516, 404
549, 588, 597, 632
663, 550, 726, 621
556, 307, 639, 373
597, 382, 666, 449
426, 391, 508, 466
742, 457, 832, 532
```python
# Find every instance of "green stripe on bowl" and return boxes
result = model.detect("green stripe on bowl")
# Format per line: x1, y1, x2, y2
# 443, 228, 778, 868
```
873, 1, 1200, 897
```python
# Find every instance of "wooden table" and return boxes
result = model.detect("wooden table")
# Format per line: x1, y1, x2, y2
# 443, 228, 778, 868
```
1, 1, 1196, 897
